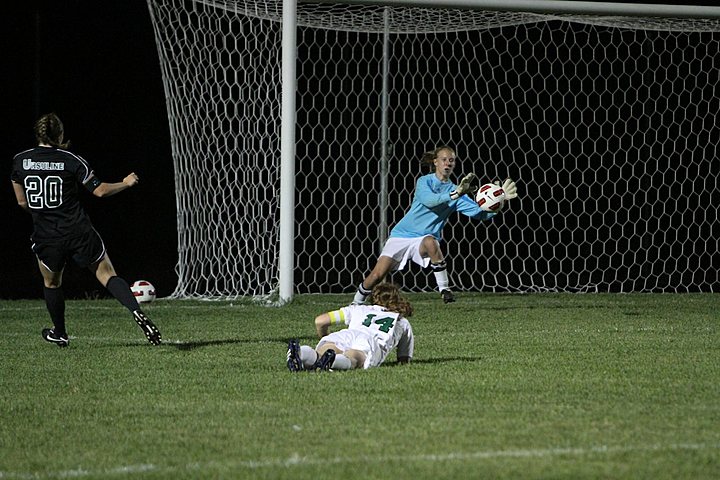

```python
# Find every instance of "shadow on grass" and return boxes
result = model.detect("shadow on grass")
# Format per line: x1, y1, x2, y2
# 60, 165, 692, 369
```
164, 335, 318, 351
382, 356, 483, 367
164, 340, 483, 367
112, 341, 483, 366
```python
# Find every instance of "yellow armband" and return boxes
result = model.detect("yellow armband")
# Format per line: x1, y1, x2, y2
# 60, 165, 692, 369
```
328, 309, 346, 325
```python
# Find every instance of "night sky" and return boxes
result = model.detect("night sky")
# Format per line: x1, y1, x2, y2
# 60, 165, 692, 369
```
3, 1, 718, 299
2, 1, 177, 299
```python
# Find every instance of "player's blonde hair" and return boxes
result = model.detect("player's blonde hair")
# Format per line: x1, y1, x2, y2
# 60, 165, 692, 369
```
420, 145, 455, 170
368, 283, 413, 318
34, 113, 69, 149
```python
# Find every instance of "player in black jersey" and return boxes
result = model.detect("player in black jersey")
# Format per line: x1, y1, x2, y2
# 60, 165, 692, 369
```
10, 113, 161, 347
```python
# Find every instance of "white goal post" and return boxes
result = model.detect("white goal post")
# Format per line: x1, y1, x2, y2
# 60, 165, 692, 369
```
146, 0, 720, 302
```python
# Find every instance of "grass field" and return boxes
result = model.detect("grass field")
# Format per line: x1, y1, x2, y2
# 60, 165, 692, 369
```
1, 293, 718, 479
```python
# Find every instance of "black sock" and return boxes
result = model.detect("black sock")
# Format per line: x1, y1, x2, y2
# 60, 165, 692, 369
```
43, 287, 66, 336
106, 276, 141, 312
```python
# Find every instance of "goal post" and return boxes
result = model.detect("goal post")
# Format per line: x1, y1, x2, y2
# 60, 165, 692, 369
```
279, 0, 298, 303
146, 0, 720, 301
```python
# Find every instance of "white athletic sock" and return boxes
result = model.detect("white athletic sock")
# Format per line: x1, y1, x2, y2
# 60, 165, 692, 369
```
433, 270, 450, 291
331, 354, 352, 370
352, 282, 371, 304
431, 260, 450, 291
300, 345, 318, 368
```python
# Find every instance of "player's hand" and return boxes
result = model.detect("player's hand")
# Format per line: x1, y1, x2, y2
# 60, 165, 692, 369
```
450, 173, 477, 200
457, 173, 477, 195
502, 178, 518, 200
124, 172, 140, 187
495, 178, 518, 200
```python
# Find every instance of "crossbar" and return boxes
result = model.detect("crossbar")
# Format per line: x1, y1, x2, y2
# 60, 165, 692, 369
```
299, 0, 720, 19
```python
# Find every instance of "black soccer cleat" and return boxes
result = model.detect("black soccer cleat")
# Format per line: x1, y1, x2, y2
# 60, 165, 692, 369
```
313, 349, 336, 372
42, 328, 69, 347
441, 289, 456, 304
132, 310, 162, 345
286, 339, 304, 372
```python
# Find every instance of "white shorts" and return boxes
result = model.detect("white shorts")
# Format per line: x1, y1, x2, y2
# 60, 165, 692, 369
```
379, 236, 432, 271
316, 329, 383, 369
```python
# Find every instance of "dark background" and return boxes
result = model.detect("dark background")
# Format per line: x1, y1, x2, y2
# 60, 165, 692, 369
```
2, 1, 177, 299
3, 1, 717, 299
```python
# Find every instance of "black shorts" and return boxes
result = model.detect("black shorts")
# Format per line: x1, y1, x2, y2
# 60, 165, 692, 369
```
31, 229, 107, 272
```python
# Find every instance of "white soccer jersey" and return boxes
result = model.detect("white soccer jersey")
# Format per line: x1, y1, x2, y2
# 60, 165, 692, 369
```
321, 304, 414, 368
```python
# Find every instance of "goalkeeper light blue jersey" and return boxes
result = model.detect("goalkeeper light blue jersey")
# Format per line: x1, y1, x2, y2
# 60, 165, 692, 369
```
390, 173, 496, 240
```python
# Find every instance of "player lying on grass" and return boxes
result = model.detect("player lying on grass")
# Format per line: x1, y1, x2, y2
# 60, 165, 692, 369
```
287, 283, 414, 371
10, 113, 161, 347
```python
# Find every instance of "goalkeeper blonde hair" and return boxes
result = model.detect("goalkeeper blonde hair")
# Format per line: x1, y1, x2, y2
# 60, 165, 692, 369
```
420, 145, 455, 170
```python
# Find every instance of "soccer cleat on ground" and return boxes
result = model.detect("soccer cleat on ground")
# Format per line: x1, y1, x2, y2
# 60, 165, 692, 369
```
286, 339, 304, 372
441, 289, 456, 304
42, 328, 69, 347
132, 310, 162, 345
313, 349, 336, 372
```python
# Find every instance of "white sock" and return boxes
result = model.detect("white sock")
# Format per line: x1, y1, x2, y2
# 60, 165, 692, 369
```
331, 354, 352, 370
431, 260, 450, 291
352, 282, 371, 304
300, 345, 318, 369
433, 270, 449, 291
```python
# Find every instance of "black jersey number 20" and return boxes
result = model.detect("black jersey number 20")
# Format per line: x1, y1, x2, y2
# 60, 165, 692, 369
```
24, 175, 63, 209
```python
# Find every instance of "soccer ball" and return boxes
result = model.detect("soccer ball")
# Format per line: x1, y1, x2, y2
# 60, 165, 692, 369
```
475, 183, 506, 212
131, 280, 156, 303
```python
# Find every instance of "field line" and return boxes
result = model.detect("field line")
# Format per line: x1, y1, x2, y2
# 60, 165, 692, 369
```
0, 442, 717, 479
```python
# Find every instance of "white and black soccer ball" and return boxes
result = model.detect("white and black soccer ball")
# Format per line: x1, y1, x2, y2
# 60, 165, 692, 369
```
131, 280, 156, 303
475, 183, 506, 212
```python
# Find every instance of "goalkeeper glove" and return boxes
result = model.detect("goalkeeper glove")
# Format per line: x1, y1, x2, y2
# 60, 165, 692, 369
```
450, 173, 477, 200
494, 178, 518, 200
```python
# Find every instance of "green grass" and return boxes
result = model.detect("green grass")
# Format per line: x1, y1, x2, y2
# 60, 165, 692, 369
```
1, 293, 718, 479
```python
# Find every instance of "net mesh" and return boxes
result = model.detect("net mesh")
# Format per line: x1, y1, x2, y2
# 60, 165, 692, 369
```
147, 0, 720, 297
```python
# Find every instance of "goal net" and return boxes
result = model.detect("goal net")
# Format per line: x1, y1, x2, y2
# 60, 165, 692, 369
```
146, 0, 720, 298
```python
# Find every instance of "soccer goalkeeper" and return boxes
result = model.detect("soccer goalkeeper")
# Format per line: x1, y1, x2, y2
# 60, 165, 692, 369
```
352, 145, 518, 304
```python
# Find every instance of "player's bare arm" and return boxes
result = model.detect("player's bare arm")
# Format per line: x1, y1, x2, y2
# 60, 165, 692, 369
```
314, 313, 332, 338
12, 181, 29, 212
92, 172, 140, 198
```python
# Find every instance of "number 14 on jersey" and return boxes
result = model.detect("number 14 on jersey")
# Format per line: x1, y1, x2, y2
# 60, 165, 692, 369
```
362, 314, 395, 333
